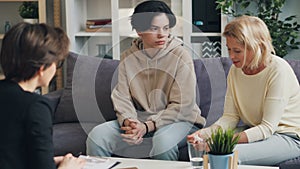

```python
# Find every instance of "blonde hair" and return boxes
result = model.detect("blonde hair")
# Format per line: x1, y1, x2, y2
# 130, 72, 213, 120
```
223, 15, 275, 70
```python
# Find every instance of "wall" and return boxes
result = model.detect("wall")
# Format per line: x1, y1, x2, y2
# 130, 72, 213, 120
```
0, 2, 23, 34
281, 0, 300, 59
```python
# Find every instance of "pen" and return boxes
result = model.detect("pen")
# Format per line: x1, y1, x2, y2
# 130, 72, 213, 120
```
108, 161, 121, 169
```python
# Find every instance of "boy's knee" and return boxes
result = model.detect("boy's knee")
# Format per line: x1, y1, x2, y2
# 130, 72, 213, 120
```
151, 147, 179, 160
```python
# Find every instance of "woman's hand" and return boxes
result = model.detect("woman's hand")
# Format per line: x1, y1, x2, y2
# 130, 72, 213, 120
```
120, 119, 147, 145
187, 130, 210, 152
234, 131, 248, 143
187, 130, 203, 143
55, 153, 85, 169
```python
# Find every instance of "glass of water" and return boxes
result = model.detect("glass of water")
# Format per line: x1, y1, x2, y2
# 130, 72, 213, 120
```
187, 140, 206, 169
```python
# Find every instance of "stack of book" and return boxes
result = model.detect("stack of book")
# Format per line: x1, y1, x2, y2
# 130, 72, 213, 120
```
85, 18, 112, 32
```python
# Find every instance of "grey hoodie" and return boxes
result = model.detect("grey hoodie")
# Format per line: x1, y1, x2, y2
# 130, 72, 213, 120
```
111, 36, 206, 129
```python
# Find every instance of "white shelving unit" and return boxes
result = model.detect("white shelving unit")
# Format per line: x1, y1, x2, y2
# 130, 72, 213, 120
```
66, 0, 113, 58
65, 0, 224, 60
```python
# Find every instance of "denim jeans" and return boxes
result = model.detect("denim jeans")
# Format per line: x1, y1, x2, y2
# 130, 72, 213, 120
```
86, 120, 199, 160
235, 133, 300, 166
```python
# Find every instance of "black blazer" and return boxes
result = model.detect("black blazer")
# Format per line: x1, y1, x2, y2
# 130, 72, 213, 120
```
0, 80, 56, 169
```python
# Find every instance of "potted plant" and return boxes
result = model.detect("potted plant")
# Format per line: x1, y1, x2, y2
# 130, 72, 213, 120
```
205, 128, 239, 169
216, 0, 300, 57
18, 2, 39, 23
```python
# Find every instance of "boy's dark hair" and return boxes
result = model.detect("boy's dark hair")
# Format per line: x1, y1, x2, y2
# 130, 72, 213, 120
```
0, 22, 70, 82
131, 0, 176, 32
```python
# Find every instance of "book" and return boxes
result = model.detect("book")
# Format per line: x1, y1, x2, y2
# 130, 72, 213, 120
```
87, 24, 112, 29
85, 27, 112, 32
86, 19, 111, 25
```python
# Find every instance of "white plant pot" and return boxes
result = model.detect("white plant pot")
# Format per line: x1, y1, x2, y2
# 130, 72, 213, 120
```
23, 18, 38, 24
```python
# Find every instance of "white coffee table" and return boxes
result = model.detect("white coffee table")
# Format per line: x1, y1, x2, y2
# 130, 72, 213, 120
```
109, 157, 279, 169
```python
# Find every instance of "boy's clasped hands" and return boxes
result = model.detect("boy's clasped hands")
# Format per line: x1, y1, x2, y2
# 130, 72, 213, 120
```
121, 119, 147, 145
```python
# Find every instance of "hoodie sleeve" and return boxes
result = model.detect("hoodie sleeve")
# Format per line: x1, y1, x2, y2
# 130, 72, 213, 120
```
111, 56, 138, 126
148, 49, 204, 128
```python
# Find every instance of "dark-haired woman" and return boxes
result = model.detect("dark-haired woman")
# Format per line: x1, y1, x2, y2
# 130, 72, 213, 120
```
0, 22, 85, 169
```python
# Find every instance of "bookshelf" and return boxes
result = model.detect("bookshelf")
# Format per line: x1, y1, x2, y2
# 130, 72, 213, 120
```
0, 0, 47, 90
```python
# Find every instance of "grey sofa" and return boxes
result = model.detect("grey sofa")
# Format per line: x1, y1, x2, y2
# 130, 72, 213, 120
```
45, 52, 300, 169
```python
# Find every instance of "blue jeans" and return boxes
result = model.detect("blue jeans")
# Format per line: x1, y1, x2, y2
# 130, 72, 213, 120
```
86, 120, 198, 160
235, 133, 300, 166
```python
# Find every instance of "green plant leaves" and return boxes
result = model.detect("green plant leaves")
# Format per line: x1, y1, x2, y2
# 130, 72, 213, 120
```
18, 2, 38, 19
206, 128, 239, 155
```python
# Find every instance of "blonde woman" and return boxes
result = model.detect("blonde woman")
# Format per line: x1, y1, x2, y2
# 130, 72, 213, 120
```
188, 15, 300, 165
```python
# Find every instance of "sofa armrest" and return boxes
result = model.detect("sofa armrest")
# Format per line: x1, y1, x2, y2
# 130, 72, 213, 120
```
43, 89, 64, 118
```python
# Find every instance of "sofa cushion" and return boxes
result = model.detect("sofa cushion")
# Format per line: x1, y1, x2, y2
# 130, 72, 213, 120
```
279, 157, 300, 169
94, 58, 119, 121
44, 89, 63, 120
286, 59, 300, 82
54, 53, 79, 123
54, 52, 119, 124
52, 122, 98, 156
194, 57, 232, 127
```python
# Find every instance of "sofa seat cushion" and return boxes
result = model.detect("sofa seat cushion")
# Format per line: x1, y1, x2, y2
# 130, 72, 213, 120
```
279, 157, 300, 169
52, 122, 98, 156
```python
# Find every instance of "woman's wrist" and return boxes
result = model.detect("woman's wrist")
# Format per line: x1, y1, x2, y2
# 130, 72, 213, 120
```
237, 132, 248, 143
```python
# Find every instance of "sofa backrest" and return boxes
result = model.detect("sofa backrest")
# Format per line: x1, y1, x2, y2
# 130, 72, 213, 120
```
194, 57, 232, 126
286, 60, 300, 83
52, 52, 300, 127
53, 52, 119, 124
